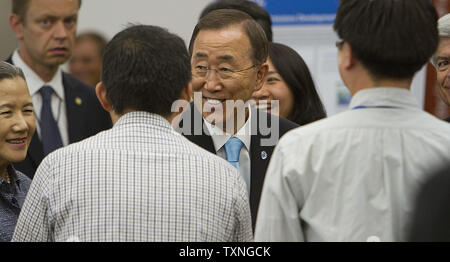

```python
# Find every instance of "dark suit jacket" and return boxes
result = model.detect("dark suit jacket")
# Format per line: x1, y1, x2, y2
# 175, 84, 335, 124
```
7, 57, 112, 178
445, 116, 450, 122
409, 165, 450, 241
178, 103, 299, 229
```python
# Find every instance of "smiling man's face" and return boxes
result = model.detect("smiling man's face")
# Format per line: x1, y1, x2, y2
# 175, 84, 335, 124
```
435, 37, 450, 106
190, 24, 266, 130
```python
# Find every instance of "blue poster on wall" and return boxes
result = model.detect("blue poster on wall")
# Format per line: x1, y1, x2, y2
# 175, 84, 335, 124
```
253, 0, 339, 25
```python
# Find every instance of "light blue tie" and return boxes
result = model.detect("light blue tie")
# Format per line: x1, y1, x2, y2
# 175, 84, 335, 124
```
224, 137, 243, 169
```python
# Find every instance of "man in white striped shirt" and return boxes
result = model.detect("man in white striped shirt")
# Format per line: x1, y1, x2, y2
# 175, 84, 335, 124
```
12, 25, 253, 242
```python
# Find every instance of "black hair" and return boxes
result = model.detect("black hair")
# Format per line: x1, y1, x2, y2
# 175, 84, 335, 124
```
0, 61, 26, 82
190, 9, 268, 65
102, 25, 191, 116
333, 0, 438, 80
268, 43, 326, 125
199, 0, 273, 42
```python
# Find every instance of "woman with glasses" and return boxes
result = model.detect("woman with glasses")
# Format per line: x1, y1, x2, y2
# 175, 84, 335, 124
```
252, 42, 326, 125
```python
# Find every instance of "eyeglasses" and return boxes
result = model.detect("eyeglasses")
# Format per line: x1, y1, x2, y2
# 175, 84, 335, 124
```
192, 64, 259, 80
335, 40, 345, 49
436, 58, 450, 72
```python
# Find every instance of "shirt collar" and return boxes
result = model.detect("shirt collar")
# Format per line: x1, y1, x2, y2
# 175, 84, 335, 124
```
12, 50, 65, 100
203, 105, 252, 152
349, 87, 419, 110
0, 165, 19, 189
114, 111, 175, 131
7, 164, 18, 180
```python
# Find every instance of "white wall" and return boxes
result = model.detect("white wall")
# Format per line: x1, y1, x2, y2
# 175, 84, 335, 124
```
77, 0, 214, 44
0, 0, 17, 60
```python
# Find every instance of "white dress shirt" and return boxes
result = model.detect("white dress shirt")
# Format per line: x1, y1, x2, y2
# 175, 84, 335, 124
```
203, 106, 252, 195
12, 112, 252, 242
12, 50, 69, 146
255, 87, 450, 242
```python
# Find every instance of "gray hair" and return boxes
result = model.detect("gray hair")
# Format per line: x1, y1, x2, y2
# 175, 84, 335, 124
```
0, 61, 26, 82
432, 14, 450, 67
438, 13, 450, 37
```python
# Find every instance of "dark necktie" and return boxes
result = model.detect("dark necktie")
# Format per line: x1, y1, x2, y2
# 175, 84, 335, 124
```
39, 85, 63, 156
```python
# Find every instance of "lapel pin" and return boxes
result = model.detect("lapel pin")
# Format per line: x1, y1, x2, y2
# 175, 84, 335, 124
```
75, 97, 82, 106
261, 151, 268, 160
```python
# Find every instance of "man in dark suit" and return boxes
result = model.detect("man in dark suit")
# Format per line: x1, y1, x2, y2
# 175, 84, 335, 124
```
7, 0, 111, 178
178, 9, 298, 229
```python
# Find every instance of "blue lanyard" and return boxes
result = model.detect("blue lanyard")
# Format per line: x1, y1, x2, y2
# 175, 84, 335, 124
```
352, 105, 398, 110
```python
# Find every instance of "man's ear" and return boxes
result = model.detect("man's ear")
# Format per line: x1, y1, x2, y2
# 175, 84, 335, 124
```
254, 62, 269, 92
95, 82, 112, 112
167, 82, 192, 127
9, 14, 24, 40
341, 42, 356, 70
180, 82, 193, 102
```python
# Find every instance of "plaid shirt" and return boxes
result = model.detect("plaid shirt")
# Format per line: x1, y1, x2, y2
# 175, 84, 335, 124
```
12, 112, 252, 242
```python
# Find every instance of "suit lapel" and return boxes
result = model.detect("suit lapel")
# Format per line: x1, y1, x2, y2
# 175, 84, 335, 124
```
62, 73, 85, 143
250, 134, 272, 203
27, 132, 44, 170
180, 103, 215, 154
249, 108, 275, 226
186, 127, 215, 154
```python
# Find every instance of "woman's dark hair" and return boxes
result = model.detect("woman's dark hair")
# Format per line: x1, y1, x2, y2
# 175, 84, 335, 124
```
269, 42, 326, 125
0, 61, 26, 82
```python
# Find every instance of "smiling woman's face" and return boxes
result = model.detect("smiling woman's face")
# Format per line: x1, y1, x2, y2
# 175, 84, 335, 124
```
0, 77, 35, 168
252, 58, 294, 119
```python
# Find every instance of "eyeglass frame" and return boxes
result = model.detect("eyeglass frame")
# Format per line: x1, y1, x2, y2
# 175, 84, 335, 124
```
192, 63, 261, 80
433, 56, 450, 72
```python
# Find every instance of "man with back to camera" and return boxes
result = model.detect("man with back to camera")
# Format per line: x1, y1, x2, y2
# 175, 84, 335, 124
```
255, 0, 450, 242
431, 13, 450, 122
8, 0, 112, 178
12, 24, 253, 242
177, 9, 298, 231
